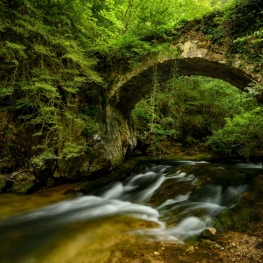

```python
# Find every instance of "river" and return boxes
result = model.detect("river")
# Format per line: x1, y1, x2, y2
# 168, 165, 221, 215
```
0, 159, 261, 263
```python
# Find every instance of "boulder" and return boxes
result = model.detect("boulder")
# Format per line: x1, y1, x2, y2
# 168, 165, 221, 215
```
10, 170, 36, 194
201, 227, 217, 239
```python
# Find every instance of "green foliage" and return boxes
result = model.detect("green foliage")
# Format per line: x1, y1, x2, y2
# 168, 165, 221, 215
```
206, 107, 263, 158
0, 0, 225, 169
133, 75, 258, 151
1, 0, 262, 169
91, 0, 215, 41
0, 0, 103, 167
91, 0, 221, 69
219, 1, 263, 84
201, 0, 263, 69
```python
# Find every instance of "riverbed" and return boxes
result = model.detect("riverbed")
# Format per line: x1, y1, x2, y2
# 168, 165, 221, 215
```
0, 159, 262, 263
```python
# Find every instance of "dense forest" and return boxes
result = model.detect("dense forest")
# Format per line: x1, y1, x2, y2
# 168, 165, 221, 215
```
0, 0, 263, 191
133, 76, 262, 157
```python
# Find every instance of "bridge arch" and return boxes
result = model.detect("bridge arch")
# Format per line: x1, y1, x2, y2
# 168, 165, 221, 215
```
104, 24, 262, 174
108, 35, 260, 115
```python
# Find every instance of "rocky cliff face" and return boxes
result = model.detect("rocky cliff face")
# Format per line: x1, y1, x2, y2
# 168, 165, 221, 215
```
0, 103, 137, 192
54, 105, 136, 179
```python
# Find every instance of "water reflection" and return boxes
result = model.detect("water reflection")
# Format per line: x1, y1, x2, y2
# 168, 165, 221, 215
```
0, 160, 261, 262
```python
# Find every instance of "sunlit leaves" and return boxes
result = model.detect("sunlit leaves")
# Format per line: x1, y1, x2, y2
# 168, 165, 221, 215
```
206, 107, 263, 158
133, 76, 257, 148
0, 0, 103, 167
0, 86, 14, 97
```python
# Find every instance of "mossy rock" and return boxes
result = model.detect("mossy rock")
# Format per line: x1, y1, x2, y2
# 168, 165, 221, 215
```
0, 177, 7, 192
149, 178, 194, 207
252, 175, 263, 196
215, 209, 235, 230
179, 163, 228, 183
179, 163, 250, 186
78, 157, 141, 194
10, 169, 36, 194
216, 204, 260, 232
231, 204, 261, 232
12, 182, 35, 194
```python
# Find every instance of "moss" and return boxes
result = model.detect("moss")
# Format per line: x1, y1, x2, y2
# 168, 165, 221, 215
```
230, 203, 261, 232
12, 182, 35, 194
215, 209, 235, 230
9, 170, 36, 194
252, 175, 263, 196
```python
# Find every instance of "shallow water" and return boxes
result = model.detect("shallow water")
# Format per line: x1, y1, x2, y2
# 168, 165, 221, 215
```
0, 159, 261, 263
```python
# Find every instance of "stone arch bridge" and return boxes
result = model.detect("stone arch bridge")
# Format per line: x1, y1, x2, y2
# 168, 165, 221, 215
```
108, 32, 261, 114
103, 22, 263, 171
1, 2, 263, 186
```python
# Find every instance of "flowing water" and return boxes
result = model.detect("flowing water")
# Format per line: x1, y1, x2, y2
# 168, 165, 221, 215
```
0, 159, 261, 263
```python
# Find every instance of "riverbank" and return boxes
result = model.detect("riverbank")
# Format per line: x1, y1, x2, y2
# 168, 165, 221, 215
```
0, 183, 78, 219
132, 203, 263, 263
0, 158, 262, 263
1, 141, 262, 195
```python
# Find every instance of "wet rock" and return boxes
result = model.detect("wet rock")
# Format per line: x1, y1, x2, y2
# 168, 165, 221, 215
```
12, 182, 35, 194
253, 175, 263, 195
186, 246, 195, 252
216, 209, 235, 229
76, 157, 141, 194
10, 170, 36, 194
242, 191, 256, 201
231, 203, 261, 231
201, 227, 217, 238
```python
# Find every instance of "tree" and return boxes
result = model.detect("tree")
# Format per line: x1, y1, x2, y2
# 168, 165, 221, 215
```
0, 0, 103, 169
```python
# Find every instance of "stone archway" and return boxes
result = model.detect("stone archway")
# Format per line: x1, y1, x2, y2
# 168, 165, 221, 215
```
104, 30, 262, 171
109, 57, 254, 114
107, 32, 259, 115
48, 13, 263, 178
